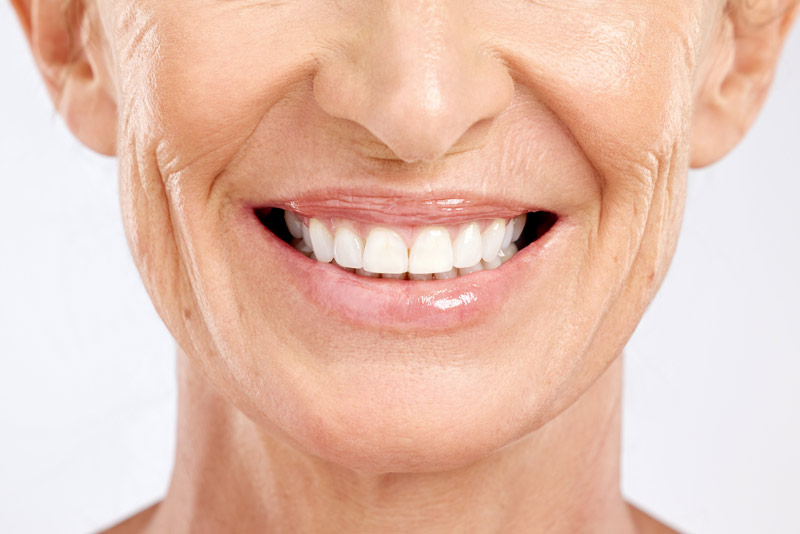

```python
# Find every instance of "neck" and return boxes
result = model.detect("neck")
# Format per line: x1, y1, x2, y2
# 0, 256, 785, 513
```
149, 351, 637, 534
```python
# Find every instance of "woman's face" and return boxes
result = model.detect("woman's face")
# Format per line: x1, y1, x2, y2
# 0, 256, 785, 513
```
92, 0, 724, 470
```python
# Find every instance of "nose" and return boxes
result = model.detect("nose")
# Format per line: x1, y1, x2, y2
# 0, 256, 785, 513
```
312, 1, 513, 163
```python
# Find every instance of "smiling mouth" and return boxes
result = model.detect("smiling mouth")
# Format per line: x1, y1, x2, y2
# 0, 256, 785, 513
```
255, 207, 557, 280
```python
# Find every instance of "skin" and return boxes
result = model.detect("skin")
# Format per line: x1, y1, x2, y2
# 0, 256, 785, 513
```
10, 0, 798, 532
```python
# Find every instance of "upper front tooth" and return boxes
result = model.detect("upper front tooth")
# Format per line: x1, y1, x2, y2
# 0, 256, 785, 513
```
482, 219, 506, 262
409, 227, 454, 274
452, 222, 483, 269
363, 227, 409, 274
308, 218, 334, 263
284, 210, 304, 239
333, 226, 365, 269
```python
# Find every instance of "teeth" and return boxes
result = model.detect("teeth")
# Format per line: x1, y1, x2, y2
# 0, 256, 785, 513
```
511, 214, 526, 242
452, 222, 483, 269
409, 227, 454, 274
292, 238, 313, 257
285, 212, 532, 279
363, 227, 409, 274
481, 219, 506, 262
285, 210, 304, 239
333, 226, 365, 269
482, 256, 502, 270
458, 262, 484, 276
434, 268, 458, 280
498, 243, 518, 265
501, 219, 515, 250
308, 218, 334, 263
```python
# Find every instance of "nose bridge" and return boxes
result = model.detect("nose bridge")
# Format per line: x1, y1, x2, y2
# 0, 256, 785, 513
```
312, 0, 513, 163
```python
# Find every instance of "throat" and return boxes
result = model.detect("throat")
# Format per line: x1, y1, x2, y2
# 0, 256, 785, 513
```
147, 351, 632, 534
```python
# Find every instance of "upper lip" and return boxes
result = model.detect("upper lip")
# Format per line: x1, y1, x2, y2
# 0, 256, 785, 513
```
248, 188, 552, 226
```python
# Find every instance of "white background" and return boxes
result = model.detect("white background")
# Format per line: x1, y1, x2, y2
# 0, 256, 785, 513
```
1, 4, 798, 533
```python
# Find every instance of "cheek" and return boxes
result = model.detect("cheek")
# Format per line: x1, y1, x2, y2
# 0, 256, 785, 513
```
512, 5, 696, 258
501, 5, 697, 177
124, 2, 331, 182
105, 0, 703, 470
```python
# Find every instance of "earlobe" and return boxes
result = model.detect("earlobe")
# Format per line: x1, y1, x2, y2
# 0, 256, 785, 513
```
690, 0, 799, 168
11, 0, 117, 156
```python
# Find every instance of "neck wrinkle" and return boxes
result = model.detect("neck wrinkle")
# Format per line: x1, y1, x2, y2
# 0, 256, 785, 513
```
150, 351, 636, 534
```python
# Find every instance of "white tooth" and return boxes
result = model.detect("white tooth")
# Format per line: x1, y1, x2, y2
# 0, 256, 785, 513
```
356, 268, 380, 278
457, 262, 483, 276
409, 227, 453, 274
363, 227, 409, 274
498, 243, 518, 264
512, 214, 526, 241
482, 257, 502, 270
409, 273, 433, 281
333, 226, 364, 269
501, 219, 515, 249
452, 222, 483, 269
284, 211, 304, 239
292, 238, 313, 257
434, 268, 457, 280
482, 219, 506, 262
302, 223, 311, 246
382, 272, 407, 279
308, 218, 334, 263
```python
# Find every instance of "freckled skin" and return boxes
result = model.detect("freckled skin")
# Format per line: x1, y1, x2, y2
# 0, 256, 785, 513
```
11, 0, 797, 531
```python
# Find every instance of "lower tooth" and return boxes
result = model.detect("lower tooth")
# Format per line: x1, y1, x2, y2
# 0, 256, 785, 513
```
292, 238, 313, 257
458, 262, 483, 276
409, 273, 433, 281
482, 257, 502, 270
382, 273, 407, 280
434, 268, 458, 280
498, 244, 518, 264
356, 268, 380, 278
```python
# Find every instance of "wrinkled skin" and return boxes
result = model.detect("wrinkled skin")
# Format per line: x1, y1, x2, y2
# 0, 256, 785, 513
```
102, 0, 785, 467
11, 0, 798, 532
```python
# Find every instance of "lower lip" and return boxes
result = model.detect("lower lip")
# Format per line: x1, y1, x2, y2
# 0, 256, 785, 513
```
240, 209, 568, 332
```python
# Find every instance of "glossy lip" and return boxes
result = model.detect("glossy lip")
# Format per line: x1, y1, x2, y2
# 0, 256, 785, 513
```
238, 201, 573, 332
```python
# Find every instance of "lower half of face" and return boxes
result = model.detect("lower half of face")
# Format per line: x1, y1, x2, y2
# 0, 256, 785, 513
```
112, 0, 702, 471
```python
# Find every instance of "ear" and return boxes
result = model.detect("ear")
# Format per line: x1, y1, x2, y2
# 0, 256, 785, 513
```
11, 0, 117, 156
690, 0, 799, 168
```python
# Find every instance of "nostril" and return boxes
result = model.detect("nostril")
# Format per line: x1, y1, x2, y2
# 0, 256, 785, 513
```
311, 16, 513, 164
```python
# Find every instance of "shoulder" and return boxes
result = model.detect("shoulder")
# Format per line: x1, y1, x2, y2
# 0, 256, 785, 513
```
100, 502, 160, 534
627, 502, 682, 534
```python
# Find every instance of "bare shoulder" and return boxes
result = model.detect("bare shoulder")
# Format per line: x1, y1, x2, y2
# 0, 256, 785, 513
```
100, 502, 161, 534
627, 502, 681, 534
